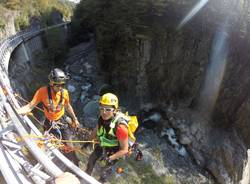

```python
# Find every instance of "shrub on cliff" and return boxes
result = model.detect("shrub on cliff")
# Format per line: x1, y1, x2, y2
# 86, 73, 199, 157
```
0, 19, 5, 30
0, 0, 74, 31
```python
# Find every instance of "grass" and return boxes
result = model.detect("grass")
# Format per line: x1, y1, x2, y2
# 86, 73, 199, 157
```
107, 158, 175, 184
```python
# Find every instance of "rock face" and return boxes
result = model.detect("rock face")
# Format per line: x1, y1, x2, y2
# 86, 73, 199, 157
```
0, 7, 18, 39
90, 0, 250, 183
9, 35, 48, 100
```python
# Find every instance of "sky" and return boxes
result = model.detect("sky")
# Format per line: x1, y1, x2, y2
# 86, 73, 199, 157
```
67, 0, 80, 3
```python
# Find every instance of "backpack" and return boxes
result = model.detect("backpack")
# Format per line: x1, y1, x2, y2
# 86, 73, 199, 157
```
110, 112, 139, 144
125, 112, 138, 143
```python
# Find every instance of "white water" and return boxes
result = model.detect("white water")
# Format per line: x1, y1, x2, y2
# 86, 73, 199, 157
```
161, 128, 187, 157
240, 149, 250, 184
143, 112, 162, 123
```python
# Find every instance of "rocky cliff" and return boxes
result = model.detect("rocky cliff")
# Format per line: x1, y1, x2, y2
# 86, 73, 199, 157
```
8, 0, 250, 183
76, 0, 250, 183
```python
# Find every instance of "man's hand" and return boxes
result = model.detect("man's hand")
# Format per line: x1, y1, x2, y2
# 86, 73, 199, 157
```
55, 172, 80, 184
16, 103, 35, 115
16, 108, 23, 115
16, 107, 28, 115
65, 104, 79, 128
71, 119, 80, 128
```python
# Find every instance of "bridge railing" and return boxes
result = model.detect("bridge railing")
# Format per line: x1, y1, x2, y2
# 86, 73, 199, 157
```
0, 23, 100, 184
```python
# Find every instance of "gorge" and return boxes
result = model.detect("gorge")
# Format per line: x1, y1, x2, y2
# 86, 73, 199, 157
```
3, 0, 250, 183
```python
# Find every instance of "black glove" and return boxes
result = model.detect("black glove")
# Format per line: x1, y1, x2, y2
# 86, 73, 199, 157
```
100, 156, 114, 165
105, 157, 112, 164
82, 142, 91, 149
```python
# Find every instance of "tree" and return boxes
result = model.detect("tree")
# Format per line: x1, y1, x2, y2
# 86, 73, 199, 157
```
4, 0, 20, 10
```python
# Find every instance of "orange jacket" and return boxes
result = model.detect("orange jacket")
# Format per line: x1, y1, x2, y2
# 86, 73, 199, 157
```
31, 86, 69, 121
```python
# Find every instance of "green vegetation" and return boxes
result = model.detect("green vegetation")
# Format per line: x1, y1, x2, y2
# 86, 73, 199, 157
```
0, 0, 73, 64
0, 0, 75, 31
107, 159, 172, 184
0, 5, 6, 30
0, 19, 5, 30
14, 16, 29, 30
127, 161, 169, 184
2, 0, 20, 10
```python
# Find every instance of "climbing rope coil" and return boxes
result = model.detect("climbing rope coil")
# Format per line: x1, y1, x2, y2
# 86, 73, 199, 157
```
17, 133, 98, 155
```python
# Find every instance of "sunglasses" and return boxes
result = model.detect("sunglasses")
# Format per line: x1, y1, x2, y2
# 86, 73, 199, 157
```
99, 107, 114, 112
53, 84, 64, 88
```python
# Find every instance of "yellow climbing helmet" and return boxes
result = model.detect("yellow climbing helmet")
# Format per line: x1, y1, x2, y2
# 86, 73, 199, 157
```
99, 93, 119, 109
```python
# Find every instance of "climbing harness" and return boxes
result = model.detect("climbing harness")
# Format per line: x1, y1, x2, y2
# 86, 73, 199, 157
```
128, 143, 143, 161
15, 93, 90, 134
44, 86, 64, 113
97, 112, 138, 147
109, 112, 138, 145
44, 120, 64, 140
97, 111, 143, 164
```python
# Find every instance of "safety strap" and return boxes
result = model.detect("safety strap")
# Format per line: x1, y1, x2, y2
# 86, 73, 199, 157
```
43, 86, 64, 112
108, 112, 129, 135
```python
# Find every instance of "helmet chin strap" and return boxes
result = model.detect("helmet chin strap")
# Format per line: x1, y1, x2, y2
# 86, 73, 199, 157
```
50, 85, 56, 93
49, 83, 55, 90
49, 83, 58, 93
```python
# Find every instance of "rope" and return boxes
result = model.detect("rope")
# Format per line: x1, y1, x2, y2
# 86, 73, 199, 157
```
75, 127, 91, 134
14, 93, 96, 155
17, 133, 98, 156
26, 112, 45, 127
17, 134, 98, 143
14, 93, 44, 112
59, 145, 89, 156
44, 121, 63, 140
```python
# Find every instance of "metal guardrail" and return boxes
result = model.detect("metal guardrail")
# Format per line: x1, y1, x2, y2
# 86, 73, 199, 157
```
0, 24, 100, 184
